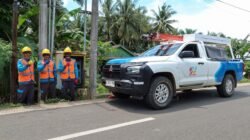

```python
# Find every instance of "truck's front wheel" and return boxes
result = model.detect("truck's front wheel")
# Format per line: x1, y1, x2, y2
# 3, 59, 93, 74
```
217, 74, 235, 97
145, 76, 173, 109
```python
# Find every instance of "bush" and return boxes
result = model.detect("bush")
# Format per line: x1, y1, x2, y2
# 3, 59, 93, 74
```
0, 39, 11, 102
0, 39, 11, 76
245, 61, 250, 79
97, 83, 109, 95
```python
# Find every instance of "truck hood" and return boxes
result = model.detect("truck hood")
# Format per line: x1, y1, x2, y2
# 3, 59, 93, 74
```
107, 56, 169, 65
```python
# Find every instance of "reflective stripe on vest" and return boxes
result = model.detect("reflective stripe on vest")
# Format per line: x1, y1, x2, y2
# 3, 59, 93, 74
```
18, 59, 35, 83
40, 60, 55, 80
60, 59, 76, 80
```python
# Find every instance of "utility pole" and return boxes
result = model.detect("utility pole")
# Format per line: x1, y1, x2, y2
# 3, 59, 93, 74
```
89, 0, 98, 99
10, 0, 19, 103
83, 0, 87, 52
38, 0, 48, 102
50, 0, 56, 57
48, 0, 51, 51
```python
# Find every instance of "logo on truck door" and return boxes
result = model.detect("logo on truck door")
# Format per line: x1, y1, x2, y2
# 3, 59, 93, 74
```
189, 66, 197, 76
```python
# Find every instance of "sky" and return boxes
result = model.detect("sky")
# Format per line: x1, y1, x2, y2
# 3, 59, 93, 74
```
63, 0, 250, 39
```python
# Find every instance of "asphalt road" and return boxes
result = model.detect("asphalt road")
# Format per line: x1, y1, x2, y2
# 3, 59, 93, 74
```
0, 86, 250, 140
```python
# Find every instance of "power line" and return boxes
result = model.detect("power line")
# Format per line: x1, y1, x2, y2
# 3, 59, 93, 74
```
216, 0, 250, 14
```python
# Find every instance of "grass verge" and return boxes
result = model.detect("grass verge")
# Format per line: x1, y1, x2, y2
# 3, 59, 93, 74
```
0, 103, 22, 110
240, 78, 250, 83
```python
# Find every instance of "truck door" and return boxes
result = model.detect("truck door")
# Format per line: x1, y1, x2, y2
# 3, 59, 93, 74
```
178, 43, 208, 87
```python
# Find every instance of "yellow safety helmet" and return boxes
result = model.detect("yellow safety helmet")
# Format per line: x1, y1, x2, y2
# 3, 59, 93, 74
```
64, 47, 72, 54
21, 46, 32, 53
42, 49, 51, 55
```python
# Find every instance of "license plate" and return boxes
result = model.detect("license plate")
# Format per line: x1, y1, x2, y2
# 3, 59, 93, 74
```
106, 80, 115, 87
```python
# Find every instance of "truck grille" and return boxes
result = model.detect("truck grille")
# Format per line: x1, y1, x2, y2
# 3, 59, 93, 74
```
102, 64, 121, 79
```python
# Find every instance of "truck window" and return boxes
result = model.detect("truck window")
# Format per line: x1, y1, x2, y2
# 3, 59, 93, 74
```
140, 43, 183, 57
180, 44, 200, 58
205, 45, 231, 60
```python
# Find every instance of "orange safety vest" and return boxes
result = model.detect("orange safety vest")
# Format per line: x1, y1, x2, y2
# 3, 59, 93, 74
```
60, 59, 76, 80
40, 60, 55, 79
18, 59, 35, 83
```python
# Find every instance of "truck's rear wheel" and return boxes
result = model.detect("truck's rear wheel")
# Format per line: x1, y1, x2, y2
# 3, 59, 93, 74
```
112, 92, 130, 99
217, 74, 235, 97
145, 76, 173, 109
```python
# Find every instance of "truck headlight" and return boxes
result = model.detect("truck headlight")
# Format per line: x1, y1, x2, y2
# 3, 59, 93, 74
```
127, 66, 141, 74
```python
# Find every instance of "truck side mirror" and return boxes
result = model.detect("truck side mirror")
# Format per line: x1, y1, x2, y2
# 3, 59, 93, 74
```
179, 51, 194, 58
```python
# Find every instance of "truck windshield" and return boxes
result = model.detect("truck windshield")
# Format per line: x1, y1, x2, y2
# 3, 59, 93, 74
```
140, 43, 183, 57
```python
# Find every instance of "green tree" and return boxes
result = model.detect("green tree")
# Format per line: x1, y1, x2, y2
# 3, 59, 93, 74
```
0, 0, 12, 41
0, 39, 12, 101
112, 0, 150, 51
178, 28, 197, 35
152, 2, 177, 33
55, 8, 88, 50
231, 39, 250, 59
207, 31, 226, 37
100, 0, 117, 41
73, 0, 84, 6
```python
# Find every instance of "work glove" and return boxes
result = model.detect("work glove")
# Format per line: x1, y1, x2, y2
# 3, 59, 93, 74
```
65, 62, 70, 67
27, 60, 33, 66
74, 79, 78, 85
45, 60, 50, 65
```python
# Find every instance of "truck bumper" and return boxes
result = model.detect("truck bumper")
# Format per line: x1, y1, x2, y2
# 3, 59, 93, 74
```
102, 78, 148, 96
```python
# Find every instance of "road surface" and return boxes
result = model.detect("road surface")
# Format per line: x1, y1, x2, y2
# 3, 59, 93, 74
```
0, 86, 250, 140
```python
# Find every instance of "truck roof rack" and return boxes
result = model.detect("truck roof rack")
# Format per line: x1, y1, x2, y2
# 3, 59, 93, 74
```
183, 34, 231, 46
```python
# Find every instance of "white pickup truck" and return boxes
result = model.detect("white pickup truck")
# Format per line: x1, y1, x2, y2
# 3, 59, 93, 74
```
102, 34, 244, 109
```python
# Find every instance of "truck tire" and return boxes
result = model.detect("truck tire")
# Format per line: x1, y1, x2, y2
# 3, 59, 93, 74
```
112, 92, 130, 99
217, 74, 235, 97
145, 76, 174, 109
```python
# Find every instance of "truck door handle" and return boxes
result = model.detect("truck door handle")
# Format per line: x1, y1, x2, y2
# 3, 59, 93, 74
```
198, 62, 204, 65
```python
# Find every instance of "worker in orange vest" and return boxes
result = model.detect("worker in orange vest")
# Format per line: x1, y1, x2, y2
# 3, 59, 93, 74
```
37, 49, 57, 101
17, 46, 35, 105
58, 47, 79, 101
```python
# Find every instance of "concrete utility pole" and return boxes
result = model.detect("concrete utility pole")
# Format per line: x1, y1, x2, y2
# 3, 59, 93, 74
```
38, 0, 48, 102
50, 0, 56, 57
83, 0, 87, 52
10, 0, 19, 103
89, 0, 99, 99
48, 0, 51, 51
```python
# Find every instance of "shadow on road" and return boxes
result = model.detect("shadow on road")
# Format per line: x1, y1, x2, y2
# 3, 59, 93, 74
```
106, 88, 250, 115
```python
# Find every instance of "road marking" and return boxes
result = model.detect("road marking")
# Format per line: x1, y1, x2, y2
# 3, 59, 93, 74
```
48, 117, 155, 140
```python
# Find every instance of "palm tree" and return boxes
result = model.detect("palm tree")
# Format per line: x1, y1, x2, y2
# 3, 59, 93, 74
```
73, 0, 84, 6
100, 0, 117, 41
113, 0, 150, 50
152, 3, 177, 33
178, 28, 197, 35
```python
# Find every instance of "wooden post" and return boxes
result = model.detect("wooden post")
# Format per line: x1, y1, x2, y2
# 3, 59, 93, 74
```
10, 0, 19, 103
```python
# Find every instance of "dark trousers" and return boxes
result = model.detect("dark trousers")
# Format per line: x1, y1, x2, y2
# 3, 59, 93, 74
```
41, 82, 56, 101
17, 84, 34, 105
62, 80, 76, 101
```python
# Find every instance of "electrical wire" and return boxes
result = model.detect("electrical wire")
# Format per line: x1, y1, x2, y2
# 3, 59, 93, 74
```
216, 0, 250, 14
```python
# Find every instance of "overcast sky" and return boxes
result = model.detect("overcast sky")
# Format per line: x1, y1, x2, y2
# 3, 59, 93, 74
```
63, 0, 250, 39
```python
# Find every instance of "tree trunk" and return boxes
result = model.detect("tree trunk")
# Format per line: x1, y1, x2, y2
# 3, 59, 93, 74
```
89, 0, 99, 99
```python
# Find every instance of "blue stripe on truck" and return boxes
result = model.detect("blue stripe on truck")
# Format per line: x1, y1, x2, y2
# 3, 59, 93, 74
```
215, 61, 243, 83
107, 57, 136, 65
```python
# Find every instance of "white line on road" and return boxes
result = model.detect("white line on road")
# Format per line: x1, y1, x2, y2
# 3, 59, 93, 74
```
48, 117, 155, 140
